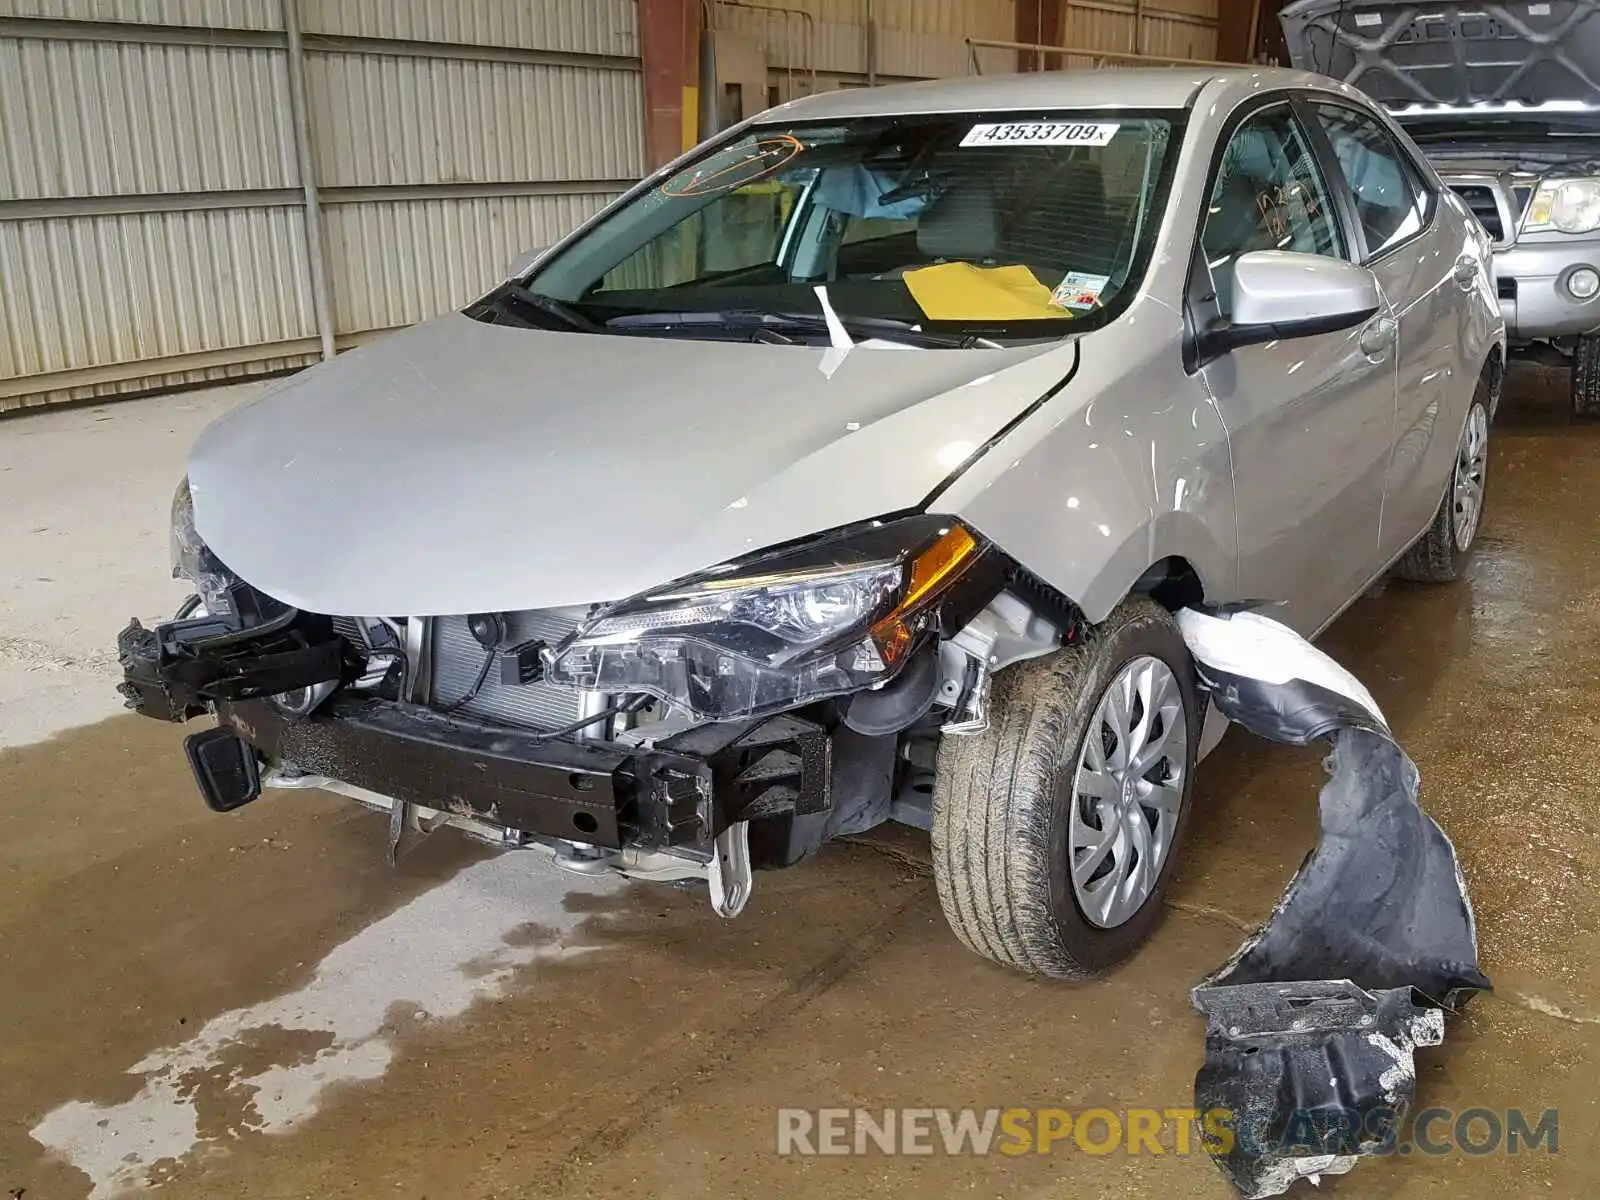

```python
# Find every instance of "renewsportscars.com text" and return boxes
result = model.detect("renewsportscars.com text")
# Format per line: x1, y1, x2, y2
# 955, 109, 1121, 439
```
775, 1106, 1559, 1158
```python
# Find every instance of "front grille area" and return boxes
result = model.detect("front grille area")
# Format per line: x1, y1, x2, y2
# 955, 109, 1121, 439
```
1450, 184, 1505, 241
428, 608, 585, 731
331, 616, 365, 645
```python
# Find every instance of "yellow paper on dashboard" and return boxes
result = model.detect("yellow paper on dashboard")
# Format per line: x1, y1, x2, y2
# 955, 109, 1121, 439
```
901, 262, 1066, 321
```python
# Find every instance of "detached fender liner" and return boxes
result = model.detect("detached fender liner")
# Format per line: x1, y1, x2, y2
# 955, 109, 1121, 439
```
1176, 607, 1491, 1199
1195, 981, 1445, 1195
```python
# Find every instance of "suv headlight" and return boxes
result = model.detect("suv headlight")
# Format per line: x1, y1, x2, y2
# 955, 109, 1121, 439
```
1525, 178, 1600, 234
544, 517, 985, 721
170, 477, 235, 615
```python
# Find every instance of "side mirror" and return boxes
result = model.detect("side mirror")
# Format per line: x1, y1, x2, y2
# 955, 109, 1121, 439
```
505, 245, 549, 280
1200, 250, 1381, 358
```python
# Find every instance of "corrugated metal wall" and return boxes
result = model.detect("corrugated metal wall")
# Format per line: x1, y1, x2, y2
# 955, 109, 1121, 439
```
712, 0, 1016, 88
0, 0, 642, 412
2, 0, 1223, 413
1055, 0, 1219, 66
712, 0, 1219, 92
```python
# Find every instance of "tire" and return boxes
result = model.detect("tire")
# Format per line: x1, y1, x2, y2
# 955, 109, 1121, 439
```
931, 598, 1199, 980
1396, 383, 1491, 584
1574, 333, 1600, 419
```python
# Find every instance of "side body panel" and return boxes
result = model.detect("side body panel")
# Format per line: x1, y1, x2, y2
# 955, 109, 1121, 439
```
940, 73, 1493, 632
1372, 204, 1487, 560
941, 302, 1238, 626
1306, 98, 1503, 567
1202, 315, 1395, 635
937, 76, 1253, 620
1375, 196, 1504, 561
1201, 93, 1402, 637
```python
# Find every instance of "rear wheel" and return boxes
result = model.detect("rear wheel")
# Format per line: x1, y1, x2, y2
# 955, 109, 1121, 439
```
931, 598, 1198, 980
1396, 387, 1490, 584
1574, 333, 1600, 419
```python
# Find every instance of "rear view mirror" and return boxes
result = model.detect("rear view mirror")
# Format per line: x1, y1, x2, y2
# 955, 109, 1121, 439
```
1201, 250, 1381, 358
505, 245, 549, 280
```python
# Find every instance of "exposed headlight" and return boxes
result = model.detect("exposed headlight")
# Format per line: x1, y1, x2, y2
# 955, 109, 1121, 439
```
169, 477, 235, 615
1526, 178, 1600, 234
545, 517, 985, 721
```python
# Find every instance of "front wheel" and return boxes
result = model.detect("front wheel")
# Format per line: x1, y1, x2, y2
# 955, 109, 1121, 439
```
931, 598, 1198, 980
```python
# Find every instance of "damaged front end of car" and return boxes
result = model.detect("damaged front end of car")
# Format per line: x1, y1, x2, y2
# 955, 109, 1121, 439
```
121, 483, 1076, 914
1176, 607, 1492, 1199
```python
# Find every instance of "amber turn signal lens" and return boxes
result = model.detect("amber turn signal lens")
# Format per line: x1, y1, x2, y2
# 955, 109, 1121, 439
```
870, 524, 980, 665
901, 524, 978, 612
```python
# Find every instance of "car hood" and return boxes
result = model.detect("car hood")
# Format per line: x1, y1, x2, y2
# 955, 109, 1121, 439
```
1280, 0, 1600, 109
189, 313, 1071, 617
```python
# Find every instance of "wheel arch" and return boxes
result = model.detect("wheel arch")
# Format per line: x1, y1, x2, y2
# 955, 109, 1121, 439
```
1061, 511, 1230, 625
1128, 554, 1208, 612
1484, 341, 1506, 418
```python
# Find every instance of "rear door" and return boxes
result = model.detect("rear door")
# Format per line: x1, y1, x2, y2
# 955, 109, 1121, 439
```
1193, 99, 1398, 635
1303, 99, 1464, 563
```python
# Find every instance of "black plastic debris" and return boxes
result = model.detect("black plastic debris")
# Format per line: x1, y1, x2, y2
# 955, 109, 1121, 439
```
1176, 608, 1491, 1199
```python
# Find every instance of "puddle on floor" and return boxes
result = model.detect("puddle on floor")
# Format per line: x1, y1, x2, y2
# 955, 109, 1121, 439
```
30, 854, 622, 1197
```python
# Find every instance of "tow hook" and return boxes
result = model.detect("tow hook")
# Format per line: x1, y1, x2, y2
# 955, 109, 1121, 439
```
708, 820, 754, 918
547, 822, 755, 918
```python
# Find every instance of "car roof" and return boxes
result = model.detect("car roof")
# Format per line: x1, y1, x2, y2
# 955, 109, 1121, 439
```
751, 66, 1355, 123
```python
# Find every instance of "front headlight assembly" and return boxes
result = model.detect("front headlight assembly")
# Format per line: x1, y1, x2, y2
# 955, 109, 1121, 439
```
544, 516, 987, 721
170, 477, 236, 615
1525, 177, 1600, 235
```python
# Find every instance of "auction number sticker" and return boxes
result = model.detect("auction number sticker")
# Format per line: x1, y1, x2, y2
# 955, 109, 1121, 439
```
960, 121, 1120, 147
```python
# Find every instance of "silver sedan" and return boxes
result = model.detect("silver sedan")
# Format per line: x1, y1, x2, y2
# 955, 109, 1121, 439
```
125, 65, 1505, 980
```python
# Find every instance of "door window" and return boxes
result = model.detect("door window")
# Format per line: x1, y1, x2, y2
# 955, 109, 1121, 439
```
1311, 104, 1432, 258
1200, 105, 1348, 318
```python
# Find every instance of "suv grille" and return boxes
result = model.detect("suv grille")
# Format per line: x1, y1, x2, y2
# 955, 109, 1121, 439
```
1450, 184, 1505, 241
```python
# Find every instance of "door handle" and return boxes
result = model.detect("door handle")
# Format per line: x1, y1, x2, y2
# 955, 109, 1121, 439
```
1360, 316, 1397, 358
1453, 255, 1479, 290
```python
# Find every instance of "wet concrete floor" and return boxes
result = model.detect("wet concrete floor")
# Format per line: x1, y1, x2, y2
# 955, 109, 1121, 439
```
3, 366, 1598, 1198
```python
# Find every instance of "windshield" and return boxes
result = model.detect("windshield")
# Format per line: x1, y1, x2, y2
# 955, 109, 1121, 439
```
522, 110, 1180, 344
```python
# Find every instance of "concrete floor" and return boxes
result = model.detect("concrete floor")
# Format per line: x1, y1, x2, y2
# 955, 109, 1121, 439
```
2, 368, 1597, 1198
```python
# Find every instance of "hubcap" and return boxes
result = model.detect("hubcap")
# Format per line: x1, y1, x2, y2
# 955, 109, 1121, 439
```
1067, 656, 1188, 929
1452, 404, 1489, 551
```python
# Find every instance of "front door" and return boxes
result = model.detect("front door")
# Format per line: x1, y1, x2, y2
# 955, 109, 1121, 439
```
1196, 101, 1399, 635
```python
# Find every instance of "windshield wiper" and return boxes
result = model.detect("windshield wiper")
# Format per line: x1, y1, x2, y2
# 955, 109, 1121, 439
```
766, 311, 979, 348
601, 311, 799, 344
604, 309, 995, 348
499, 284, 604, 333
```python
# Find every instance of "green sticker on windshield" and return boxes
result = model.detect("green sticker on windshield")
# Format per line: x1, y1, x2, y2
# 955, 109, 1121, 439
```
1051, 271, 1110, 311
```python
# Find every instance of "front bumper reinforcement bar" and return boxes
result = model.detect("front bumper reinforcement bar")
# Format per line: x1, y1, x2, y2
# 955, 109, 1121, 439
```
118, 603, 833, 865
